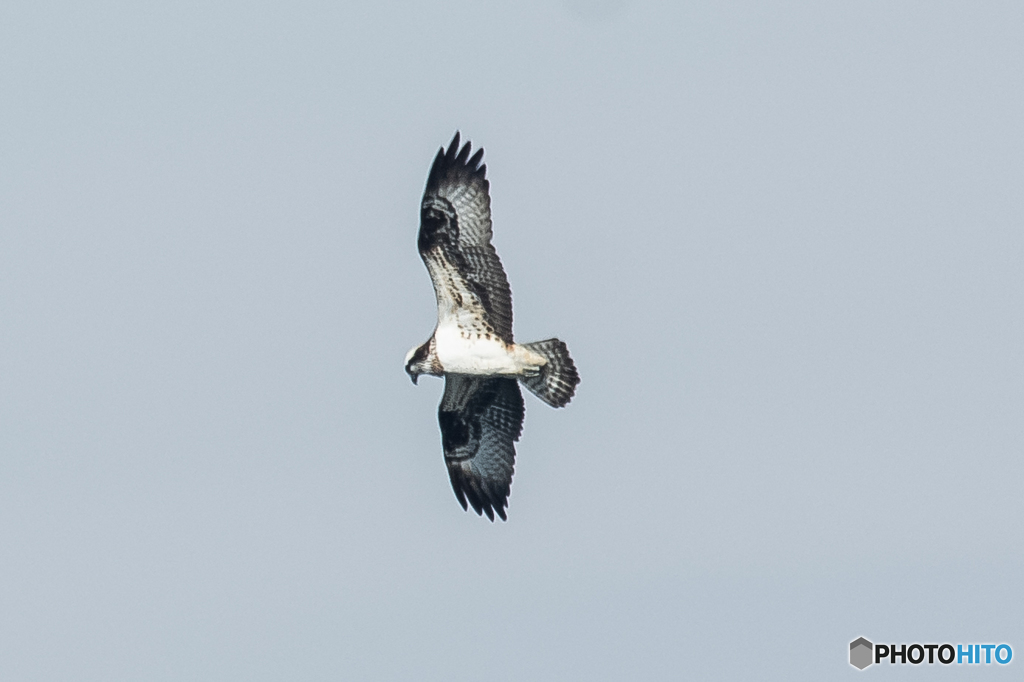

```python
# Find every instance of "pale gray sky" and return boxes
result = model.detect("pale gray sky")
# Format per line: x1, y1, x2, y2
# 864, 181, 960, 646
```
1, 1, 1022, 679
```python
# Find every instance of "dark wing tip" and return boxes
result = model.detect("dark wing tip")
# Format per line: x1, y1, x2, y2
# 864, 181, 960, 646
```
468, 147, 484, 169
455, 138, 472, 165
446, 463, 510, 522
453, 486, 469, 511
426, 131, 488, 192
443, 131, 463, 165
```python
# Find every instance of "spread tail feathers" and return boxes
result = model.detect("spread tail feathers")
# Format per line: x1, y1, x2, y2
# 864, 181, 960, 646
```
519, 339, 579, 408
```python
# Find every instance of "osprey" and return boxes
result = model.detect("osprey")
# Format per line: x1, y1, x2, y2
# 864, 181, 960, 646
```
405, 132, 580, 521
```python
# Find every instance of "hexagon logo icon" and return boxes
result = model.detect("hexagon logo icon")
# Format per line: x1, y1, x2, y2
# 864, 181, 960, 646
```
850, 637, 873, 670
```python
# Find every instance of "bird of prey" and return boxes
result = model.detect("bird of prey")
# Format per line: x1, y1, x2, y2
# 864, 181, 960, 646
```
405, 132, 580, 521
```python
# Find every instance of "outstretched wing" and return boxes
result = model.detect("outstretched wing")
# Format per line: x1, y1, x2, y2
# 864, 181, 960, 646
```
439, 375, 524, 521
418, 132, 514, 343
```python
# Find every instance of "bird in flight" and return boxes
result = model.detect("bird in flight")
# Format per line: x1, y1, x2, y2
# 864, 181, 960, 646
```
405, 132, 580, 521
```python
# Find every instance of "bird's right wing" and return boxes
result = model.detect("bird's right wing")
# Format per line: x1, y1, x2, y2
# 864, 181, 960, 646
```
418, 132, 514, 343
438, 375, 524, 521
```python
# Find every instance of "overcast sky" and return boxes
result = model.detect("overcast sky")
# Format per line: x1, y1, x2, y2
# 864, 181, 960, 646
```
1, 1, 1022, 679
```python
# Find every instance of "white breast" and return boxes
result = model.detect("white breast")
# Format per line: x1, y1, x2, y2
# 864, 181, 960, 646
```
434, 322, 519, 375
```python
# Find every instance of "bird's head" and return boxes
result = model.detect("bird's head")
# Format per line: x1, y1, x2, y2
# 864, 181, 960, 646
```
404, 341, 431, 385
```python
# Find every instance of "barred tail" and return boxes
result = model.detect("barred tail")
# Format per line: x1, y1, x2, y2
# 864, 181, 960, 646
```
519, 339, 580, 408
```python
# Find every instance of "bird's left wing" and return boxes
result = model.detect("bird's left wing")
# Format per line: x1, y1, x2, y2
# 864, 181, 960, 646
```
439, 375, 524, 521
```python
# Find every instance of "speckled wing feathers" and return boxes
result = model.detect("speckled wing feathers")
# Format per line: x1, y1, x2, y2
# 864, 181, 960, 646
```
418, 132, 514, 343
439, 376, 524, 521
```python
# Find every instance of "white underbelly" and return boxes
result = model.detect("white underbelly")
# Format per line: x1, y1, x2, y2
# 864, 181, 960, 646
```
434, 324, 519, 375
